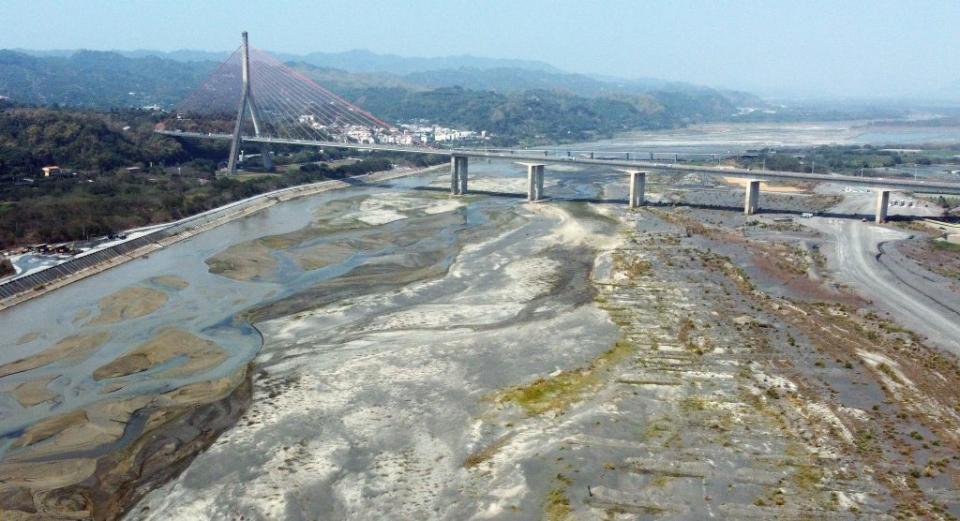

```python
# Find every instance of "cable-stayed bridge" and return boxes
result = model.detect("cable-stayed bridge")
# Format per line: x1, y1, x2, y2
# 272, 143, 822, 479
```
157, 32, 960, 221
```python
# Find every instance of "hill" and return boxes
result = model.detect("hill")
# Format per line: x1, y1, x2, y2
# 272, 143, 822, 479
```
0, 103, 206, 179
277, 49, 563, 75
333, 85, 739, 143
0, 50, 215, 108
0, 49, 758, 143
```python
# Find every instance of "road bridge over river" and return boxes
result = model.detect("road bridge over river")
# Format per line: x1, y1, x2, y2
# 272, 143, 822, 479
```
158, 32, 960, 223
157, 129, 960, 222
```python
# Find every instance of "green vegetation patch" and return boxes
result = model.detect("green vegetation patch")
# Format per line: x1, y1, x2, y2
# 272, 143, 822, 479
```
931, 239, 960, 252
496, 339, 635, 416
543, 476, 574, 521
790, 464, 823, 492
613, 252, 652, 278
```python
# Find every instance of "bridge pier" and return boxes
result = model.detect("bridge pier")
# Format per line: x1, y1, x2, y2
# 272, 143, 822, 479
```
523, 163, 545, 202
875, 189, 890, 223
628, 171, 646, 208
744, 180, 760, 215
618, 169, 646, 208
259, 140, 273, 170
450, 155, 468, 195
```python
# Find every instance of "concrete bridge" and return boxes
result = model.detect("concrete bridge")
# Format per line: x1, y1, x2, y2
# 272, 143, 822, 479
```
158, 32, 960, 225
157, 130, 960, 224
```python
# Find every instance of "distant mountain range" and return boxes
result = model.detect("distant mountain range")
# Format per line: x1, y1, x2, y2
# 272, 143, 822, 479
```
278, 49, 564, 75
2, 47, 760, 105
13, 48, 563, 74
0, 48, 782, 143
0, 50, 213, 108
10, 47, 743, 97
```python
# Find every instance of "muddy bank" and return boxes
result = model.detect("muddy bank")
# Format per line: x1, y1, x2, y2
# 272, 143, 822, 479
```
1, 168, 458, 520
93, 328, 227, 381
0, 332, 111, 379
0, 366, 251, 520
131, 187, 960, 519
10, 159, 956, 519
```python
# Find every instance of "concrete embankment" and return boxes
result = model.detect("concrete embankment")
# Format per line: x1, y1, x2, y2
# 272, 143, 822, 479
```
0, 165, 444, 312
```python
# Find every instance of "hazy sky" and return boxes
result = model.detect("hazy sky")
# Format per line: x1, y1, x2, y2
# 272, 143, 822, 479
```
2, 0, 959, 99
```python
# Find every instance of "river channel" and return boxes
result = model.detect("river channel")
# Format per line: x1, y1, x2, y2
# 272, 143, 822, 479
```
1, 160, 629, 518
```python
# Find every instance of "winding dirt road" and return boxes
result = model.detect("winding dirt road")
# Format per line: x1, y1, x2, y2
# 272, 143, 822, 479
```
810, 217, 960, 354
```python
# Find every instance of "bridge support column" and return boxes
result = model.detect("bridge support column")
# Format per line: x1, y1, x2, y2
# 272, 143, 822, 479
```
524, 163, 545, 202
450, 155, 468, 195
875, 189, 890, 224
628, 171, 646, 208
744, 180, 760, 215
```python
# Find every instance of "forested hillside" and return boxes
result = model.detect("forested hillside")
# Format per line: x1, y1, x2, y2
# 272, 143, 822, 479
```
0, 102, 443, 248
339, 85, 738, 143
0, 103, 208, 180
0, 50, 214, 108
0, 50, 756, 144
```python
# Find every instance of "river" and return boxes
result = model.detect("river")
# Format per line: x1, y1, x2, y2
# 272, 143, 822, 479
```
3, 122, 960, 519
1, 160, 626, 518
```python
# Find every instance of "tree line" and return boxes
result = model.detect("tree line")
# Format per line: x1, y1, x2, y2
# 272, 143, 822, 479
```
0, 102, 445, 249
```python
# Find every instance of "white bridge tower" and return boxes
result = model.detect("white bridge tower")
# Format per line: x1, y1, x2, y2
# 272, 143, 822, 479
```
226, 31, 272, 175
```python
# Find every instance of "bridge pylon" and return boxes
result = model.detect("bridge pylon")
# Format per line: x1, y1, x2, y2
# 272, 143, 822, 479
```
227, 31, 272, 175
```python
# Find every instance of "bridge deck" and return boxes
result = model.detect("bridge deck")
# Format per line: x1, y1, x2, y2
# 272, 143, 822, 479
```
155, 130, 960, 195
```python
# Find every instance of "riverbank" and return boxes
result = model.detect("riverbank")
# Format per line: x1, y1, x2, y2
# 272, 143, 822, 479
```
0, 164, 445, 312
125, 162, 960, 518
4, 159, 960, 519
0, 164, 445, 521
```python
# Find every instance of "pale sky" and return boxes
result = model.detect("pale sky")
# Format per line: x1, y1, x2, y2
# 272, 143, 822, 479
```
1, 0, 958, 99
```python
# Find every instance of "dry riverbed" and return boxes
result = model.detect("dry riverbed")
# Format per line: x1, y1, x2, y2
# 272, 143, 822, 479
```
131, 169, 960, 519
3, 164, 960, 520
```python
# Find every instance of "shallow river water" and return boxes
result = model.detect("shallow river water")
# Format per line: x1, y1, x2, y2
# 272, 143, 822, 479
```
6, 148, 960, 519
1, 160, 631, 518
